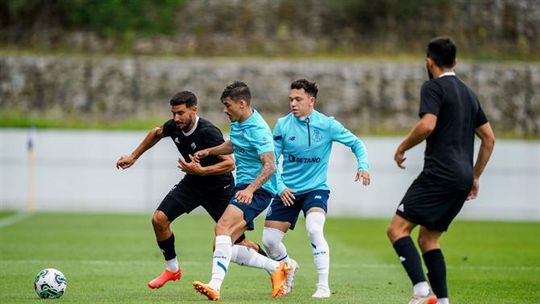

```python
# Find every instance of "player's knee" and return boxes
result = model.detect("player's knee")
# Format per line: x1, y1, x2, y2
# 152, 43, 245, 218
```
306, 222, 325, 242
305, 212, 325, 238
386, 225, 399, 241
152, 211, 169, 231
306, 225, 323, 240
386, 220, 410, 242
262, 227, 279, 250
215, 219, 232, 235
417, 234, 439, 252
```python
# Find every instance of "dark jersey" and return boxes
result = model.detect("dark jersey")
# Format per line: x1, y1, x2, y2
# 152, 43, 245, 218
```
419, 75, 488, 190
162, 117, 233, 185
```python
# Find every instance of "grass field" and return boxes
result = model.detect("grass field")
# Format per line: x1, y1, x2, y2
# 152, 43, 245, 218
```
0, 211, 539, 303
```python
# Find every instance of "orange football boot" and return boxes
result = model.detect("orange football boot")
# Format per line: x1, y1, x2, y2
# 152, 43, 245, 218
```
147, 268, 182, 289
193, 281, 220, 301
271, 261, 290, 297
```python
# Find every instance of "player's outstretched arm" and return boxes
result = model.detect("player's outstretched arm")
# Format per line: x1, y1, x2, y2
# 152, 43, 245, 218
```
394, 113, 437, 169
178, 154, 235, 176
116, 126, 164, 169
468, 122, 495, 200
193, 140, 233, 162
330, 119, 370, 180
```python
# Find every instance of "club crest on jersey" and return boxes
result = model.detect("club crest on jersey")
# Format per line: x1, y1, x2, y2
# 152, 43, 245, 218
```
313, 129, 323, 142
191, 142, 197, 150
174, 137, 180, 143
288, 136, 296, 141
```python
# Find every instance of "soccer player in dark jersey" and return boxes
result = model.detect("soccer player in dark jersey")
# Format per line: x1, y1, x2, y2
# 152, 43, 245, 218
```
116, 91, 265, 289
386, 37, 495, 304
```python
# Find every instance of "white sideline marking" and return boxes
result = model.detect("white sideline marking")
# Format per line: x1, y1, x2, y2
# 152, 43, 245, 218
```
0, 212, 32, 229
1, 260, 538, 271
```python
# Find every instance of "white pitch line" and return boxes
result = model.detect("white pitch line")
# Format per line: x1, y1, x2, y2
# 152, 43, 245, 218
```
0, 212, 32, 229
1, 259, 538, 271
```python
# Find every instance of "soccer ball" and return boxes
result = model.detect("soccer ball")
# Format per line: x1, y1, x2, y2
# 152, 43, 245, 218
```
34, 268, 67, 299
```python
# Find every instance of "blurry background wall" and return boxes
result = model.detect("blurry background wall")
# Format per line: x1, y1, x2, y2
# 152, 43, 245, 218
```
1, 56, 539, 136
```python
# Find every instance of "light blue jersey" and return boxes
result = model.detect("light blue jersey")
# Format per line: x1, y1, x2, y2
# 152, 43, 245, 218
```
274, 110, 369, 195
230, 109, 277, 194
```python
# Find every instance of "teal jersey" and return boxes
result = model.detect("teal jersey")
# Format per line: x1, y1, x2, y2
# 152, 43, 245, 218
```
230, 109, 277, 194
274, 110, 369, 195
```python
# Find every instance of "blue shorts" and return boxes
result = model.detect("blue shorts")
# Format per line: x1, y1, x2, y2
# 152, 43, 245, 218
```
230, 184, 275, 231
265, 190, 329, 230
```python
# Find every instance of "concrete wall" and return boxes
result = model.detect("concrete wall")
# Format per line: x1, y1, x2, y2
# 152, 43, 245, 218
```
1, 129, 539, 220
1, 55, 539, 136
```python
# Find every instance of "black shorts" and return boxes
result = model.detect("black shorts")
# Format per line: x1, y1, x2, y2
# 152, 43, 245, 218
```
157, 178, 234, 223
396, 176, 469, 232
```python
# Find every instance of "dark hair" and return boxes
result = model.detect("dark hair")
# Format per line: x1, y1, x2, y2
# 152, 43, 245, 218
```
291, 79, 318, 98
169, 91, 197, 107
221, 81, 251, 105
426, 37, 456, 68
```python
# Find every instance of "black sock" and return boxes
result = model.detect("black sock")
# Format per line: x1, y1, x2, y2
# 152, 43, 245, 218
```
256, 243, 268, 257
393, 236, 426, 285
157, 234, 176, 261
423, 249, 448, 298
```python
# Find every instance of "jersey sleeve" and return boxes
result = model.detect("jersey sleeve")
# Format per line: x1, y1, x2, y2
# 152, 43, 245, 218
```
330, 119, 369, 172
161, 119, 175, 138
419, 81, 443, 117
250, 128, 275, 156
475, 101, 489, 128
272, 119, 287, 194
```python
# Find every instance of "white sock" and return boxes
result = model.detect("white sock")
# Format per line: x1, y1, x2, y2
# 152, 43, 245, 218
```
413, 281, 431, 297
165, 258, 179, 272
306, 212, 329, 289
437, 298, 449, 304
208, 235, 232, 291
262, 227, 292, 265
231, 245, 279, 273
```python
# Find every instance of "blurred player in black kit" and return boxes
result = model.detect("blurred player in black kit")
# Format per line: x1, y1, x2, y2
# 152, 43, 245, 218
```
387, 37, 495, 304
116, 91, 265, 289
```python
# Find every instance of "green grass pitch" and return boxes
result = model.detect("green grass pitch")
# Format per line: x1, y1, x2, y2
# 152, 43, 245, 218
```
0, 211, 539, 303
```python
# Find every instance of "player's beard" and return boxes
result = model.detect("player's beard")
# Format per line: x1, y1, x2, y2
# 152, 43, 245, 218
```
178, 117, 192, 132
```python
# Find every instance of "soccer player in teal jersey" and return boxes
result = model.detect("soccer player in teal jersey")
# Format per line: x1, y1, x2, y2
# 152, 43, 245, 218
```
262, 79, 371, 298
191, 81, 290, 301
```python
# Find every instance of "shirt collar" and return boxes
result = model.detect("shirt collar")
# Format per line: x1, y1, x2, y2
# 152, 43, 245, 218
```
182, 115, 199, 136
439, 71, 456, 78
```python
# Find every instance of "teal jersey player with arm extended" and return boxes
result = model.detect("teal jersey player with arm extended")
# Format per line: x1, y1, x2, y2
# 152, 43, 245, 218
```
191, 81, 290, 301
273, 109, 369, 195
262, 79, 371, 298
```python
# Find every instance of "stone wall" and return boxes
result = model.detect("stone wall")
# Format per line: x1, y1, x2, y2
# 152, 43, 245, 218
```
0, 55, 538, 136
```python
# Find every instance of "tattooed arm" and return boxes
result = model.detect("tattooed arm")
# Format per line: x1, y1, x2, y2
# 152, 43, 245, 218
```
234, 152, 276, 204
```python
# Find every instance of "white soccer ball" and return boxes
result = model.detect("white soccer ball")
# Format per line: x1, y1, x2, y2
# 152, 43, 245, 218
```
34, 268, 67, 299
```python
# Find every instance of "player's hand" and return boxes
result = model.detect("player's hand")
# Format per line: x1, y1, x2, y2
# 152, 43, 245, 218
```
355, 170, 371, 186
394, 147, 407, 169
193, 149, 210, 163
467, 177, 480, 200
280, 188, 296, 206
235, 187, 254, 205
116, 155, 136, 169
178, 156, 205, 175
